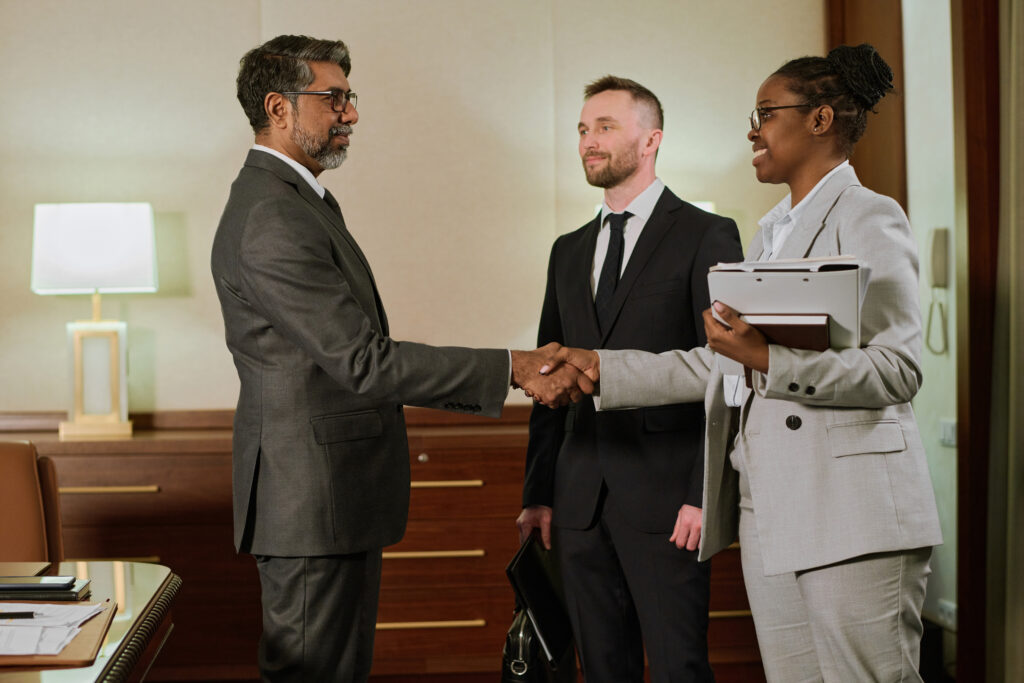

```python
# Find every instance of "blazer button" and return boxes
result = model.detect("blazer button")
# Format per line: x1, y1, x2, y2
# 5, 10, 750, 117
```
786, 415, 802, 430
805, 386, 816, 396
788, 382, 800, 392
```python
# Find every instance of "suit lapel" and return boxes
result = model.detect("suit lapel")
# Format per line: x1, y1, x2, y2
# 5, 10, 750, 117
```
575, 214, 604, 342
775, 165, 862, 260
598, 189, 681, 346
244, 150, 390, 335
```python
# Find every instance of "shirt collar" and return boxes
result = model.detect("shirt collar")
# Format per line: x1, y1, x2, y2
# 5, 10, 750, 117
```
252, 144, 326, 198
758, 160, 849, 232
600, 177, 665, 225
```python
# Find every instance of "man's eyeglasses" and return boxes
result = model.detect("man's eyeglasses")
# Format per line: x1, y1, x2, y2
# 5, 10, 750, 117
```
749, 104, 812, 131
280, 89, 358, 113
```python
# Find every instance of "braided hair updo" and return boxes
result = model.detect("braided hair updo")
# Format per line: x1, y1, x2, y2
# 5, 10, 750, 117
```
772, 43, 894, 156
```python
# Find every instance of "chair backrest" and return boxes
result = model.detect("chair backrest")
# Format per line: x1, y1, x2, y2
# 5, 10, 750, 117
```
0, 440, 64, 563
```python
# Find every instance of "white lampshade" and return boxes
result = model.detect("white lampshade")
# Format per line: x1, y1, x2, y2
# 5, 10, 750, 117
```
31, 202, 158, 295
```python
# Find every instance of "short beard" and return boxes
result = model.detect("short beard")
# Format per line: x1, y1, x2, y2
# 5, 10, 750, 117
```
292, 119, 350, 170
583, 145, 640, 189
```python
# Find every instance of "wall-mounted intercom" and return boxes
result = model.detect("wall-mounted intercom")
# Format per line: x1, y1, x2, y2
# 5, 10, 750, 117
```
930, 227, 949, 289
925, 227, 950, 354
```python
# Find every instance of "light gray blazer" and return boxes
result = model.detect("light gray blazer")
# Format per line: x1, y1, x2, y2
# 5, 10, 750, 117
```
597, 165, 942, 575
211, 151, 509, 557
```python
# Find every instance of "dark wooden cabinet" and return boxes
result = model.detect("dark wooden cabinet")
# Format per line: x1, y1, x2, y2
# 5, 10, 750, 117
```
9, 408, 763, 681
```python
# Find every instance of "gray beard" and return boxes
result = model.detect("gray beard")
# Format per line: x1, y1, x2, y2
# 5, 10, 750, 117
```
293, 122, 350, 170
583, 146, 640, 188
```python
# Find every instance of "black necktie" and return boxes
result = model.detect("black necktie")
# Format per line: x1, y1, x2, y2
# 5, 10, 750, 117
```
595, 211, 631, 334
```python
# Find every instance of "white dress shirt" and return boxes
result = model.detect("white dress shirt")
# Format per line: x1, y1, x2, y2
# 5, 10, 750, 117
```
591, 178, 665, 299
252, 144, 326, 198
723, 161, 851, 407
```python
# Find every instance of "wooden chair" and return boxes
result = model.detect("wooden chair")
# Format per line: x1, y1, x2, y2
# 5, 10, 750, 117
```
0, 440, 64, 562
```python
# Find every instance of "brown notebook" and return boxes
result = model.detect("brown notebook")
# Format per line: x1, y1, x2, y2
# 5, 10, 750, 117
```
741, 314, 830, 387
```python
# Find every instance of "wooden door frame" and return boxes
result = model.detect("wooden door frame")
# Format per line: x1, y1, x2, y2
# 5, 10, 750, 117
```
951, 0, 1001, 680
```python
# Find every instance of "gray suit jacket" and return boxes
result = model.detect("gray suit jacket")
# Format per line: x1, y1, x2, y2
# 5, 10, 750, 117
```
596, 165, 942, 575
211, 150, 509, 556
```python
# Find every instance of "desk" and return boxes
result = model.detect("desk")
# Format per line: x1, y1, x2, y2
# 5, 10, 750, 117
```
0, 561, 181, 682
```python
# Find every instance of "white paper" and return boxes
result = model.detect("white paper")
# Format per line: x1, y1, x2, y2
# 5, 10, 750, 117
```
0, 602, 105, 655
0, 625, 43, 655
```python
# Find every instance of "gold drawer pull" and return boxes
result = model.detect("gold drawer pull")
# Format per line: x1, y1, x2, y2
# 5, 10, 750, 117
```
709, 609, 752, 619
382, 550, 485, 559
376, 619, 486, 630
66, 556, 161, 563
410, 480, 484, 489
60, 485, 161, 494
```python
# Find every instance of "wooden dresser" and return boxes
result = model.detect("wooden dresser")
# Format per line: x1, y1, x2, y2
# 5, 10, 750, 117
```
3, 408, 763, 681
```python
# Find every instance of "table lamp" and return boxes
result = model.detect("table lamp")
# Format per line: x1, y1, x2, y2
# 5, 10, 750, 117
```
31, 203, 158, 439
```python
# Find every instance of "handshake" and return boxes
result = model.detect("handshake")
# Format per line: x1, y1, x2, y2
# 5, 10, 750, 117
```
509, 343, 602, 408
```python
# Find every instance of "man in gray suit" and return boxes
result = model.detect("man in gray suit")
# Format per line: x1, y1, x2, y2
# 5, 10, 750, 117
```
211, 35, 587, 682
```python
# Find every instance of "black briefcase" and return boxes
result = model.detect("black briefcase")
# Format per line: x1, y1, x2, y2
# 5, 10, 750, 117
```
501, 607, 577, 682
501, 531, 577, 682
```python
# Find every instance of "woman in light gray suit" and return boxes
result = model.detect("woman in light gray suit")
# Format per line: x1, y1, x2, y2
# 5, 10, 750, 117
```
542, 45, 942, 682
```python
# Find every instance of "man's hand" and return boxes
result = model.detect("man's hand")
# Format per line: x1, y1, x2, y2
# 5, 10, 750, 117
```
516, 505, 553, 549
538, 346, 601, 384
511, 343, 593, 407
704, 302, 769, 373
668, 504, 702, 551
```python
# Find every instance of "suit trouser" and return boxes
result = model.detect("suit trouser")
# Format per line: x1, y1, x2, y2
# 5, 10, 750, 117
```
732, 445, 932, 683
556, 486, 714, 683
254, 551, 382, 683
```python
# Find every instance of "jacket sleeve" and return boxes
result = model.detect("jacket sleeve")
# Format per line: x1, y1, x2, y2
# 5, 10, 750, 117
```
757, 190, 923, 408
523, 242, 567, 507
237, 196, 509, 415
596, 346, 715, 411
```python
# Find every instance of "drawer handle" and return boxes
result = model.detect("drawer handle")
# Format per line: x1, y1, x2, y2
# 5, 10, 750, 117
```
382, 550, 485, 559
376, 619, 486, 630
410, 480, 484, 489
60, 485, 161, 494
709, 610, 752, 619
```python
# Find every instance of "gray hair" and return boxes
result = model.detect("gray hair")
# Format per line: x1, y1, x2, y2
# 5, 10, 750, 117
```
236, 34, 351, 133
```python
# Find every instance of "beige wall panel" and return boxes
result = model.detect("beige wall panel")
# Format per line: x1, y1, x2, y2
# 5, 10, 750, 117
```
0, 0, 825, 412
259, 0, 557, 355
0, 0, 258, 411
550, 0, 825, 243
903, 0, 959, 632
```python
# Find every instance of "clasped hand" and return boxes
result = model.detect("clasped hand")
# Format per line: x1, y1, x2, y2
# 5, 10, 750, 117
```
521, 302, 769, 391
510, 343, 596, 408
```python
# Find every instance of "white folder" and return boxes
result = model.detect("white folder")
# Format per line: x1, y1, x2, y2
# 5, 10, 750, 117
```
707, 256, 869, 374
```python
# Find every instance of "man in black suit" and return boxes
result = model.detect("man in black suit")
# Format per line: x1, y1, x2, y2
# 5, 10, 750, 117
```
517, 76, 743, 682
212, 35, 587, 682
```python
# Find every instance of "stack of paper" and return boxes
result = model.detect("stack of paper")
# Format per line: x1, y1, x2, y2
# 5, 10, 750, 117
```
0, 602, 105, 655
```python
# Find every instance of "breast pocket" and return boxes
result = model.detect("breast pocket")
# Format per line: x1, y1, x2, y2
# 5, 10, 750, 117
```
629, 277, 689, 300
826, 419, 906, 457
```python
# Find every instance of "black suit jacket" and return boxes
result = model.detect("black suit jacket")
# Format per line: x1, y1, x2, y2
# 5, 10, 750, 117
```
211, 150, 509, 556
523, 187, 743, 532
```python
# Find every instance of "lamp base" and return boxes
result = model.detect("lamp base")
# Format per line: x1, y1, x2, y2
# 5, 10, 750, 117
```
59, 420, 133, 440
